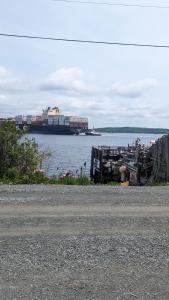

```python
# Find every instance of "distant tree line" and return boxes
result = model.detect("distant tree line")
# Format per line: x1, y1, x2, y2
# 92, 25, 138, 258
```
96, 127, 169, 134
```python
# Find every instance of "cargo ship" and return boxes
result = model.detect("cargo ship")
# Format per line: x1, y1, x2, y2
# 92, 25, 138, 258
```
15, 107, 89, 135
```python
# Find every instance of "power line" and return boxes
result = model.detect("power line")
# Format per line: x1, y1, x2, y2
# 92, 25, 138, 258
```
52, 0, 169, 9
1, 33, 169, 49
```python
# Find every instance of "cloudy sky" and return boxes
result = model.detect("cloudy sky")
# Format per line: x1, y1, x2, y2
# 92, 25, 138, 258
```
1, 0, 169, 127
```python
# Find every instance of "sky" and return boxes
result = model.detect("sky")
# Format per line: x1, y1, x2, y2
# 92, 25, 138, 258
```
0, 0, 169, 127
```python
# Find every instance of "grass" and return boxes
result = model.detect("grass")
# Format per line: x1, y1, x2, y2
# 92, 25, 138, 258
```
106, 181, 120, 186
48, 176, 91, 185
1, 173, 169, 186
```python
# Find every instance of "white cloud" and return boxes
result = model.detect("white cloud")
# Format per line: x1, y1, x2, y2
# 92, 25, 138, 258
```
39, 67, 96, 96
0, 66, 29, 94
0, 66, 11, 78
0, 94, 6, 100
0, 78, 29, 94
110, 78, 157, 98
40, 68, 157, 102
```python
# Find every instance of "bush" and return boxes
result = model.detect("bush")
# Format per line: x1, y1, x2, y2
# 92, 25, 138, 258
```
2, 169, 49, 184
0, 122, 47, 183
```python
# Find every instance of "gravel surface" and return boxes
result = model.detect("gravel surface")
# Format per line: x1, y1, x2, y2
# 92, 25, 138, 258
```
0, 185, 169, 299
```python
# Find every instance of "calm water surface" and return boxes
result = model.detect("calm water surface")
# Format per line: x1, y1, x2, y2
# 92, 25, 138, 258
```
29, 133, 163, 176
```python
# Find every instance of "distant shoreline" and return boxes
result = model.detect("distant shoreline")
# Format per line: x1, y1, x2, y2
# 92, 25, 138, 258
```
96, 127, 169, 135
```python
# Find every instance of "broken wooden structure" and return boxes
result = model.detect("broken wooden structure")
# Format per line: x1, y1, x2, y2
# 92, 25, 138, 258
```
90, 146, 125, 184
90, 135, 169, 185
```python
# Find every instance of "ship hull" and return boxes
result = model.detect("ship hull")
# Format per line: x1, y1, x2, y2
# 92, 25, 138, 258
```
26, 125, 76, 135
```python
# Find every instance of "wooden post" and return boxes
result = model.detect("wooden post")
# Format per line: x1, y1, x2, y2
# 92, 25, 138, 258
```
90, 146, 94, 180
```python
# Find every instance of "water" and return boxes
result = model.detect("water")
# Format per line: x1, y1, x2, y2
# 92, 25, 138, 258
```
28, 133, 163, 177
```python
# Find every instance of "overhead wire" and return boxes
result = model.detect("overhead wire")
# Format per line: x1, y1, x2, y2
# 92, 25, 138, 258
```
52, 0, 169, 9
0, 33, 169, 49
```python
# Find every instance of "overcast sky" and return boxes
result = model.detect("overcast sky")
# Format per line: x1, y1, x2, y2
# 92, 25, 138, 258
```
1, 0, 169, 127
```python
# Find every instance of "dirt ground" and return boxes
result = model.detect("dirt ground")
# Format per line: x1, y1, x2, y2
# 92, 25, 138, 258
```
0, 185, 169, 299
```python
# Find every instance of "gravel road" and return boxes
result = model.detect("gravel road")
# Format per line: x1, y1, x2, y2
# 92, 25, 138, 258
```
0, 185, 169, 299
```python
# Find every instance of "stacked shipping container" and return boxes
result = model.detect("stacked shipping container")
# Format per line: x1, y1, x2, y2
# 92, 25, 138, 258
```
15, 107, 88, 130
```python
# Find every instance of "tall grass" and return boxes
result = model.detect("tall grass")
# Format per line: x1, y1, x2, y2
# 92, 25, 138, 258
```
49, 176, 91, 185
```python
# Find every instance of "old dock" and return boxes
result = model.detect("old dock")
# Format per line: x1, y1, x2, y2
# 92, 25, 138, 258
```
90, 135, 169, 185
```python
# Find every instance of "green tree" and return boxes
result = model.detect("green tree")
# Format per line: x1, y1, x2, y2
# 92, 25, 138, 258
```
0, 122, 46, 183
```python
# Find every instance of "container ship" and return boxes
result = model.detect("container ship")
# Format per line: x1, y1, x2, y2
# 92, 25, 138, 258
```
15, 107, 88, 135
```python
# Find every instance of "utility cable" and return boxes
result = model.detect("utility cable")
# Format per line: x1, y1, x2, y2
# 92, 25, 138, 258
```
1, 33, 169, 49
52, 0, 169, 9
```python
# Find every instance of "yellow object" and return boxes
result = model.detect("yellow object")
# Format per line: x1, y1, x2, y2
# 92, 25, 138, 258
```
120, 181, 129, 187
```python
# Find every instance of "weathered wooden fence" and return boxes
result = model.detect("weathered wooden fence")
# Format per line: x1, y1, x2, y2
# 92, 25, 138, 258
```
150, 134, 169, 182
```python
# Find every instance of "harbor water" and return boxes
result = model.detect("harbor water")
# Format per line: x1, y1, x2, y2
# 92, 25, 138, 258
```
28, 133, 163, 177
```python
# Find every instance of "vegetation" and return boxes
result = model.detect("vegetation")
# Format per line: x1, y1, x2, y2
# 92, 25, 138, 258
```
106, 181, 120, 186
96, 127, 169, 134
48, 175, 91, 185
0, 122, 48, 184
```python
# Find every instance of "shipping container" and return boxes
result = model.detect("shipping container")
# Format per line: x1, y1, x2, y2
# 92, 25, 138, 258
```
15, 115, 23, 125
68, 116, 88, 122
67, 116, 88, 129
69, 122, 88, 129
26, 115, 32, 125
47, 114, 65, 125
31, 120, 43, 126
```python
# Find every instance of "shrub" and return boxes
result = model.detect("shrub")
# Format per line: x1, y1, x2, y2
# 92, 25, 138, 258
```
0, 122, 47, 183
